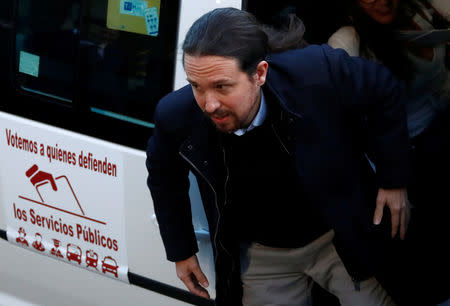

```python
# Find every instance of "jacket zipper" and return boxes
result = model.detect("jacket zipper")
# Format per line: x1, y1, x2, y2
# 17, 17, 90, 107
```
271, 122, 290, 155
221, 146, 236, 291
178, 151, 234, 283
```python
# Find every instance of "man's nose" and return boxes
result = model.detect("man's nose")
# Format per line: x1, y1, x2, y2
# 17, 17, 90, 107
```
204, 93, 220, 113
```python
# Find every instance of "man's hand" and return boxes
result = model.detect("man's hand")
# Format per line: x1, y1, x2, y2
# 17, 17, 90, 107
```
176, 255, 210, 299
373, 188, 410, 239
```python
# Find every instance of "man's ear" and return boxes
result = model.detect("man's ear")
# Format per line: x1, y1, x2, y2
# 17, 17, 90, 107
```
255, 60, 268, 86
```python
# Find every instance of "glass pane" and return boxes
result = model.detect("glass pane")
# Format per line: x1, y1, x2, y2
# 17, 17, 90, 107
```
15, 1, 81, 102
78, 0, 178, 127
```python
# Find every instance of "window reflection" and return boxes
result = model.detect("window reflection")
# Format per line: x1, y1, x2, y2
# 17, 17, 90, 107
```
15, 1, 81, 102
78, 0, 175, 127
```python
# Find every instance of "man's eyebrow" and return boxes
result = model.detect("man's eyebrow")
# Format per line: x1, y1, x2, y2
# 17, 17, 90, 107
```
213, 79, 234, 84
185, 78, 234, 85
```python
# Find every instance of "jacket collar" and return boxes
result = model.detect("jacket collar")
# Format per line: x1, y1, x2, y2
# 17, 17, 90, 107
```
179, 117, 223, 188
265, 54, 304, 121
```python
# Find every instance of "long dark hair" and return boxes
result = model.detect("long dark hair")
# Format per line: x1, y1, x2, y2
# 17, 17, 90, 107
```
182, 7, 307, 76
341, 0, 438, 81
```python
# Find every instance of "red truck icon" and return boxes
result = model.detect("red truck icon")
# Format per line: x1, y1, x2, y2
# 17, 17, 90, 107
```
67, 244, 82, 265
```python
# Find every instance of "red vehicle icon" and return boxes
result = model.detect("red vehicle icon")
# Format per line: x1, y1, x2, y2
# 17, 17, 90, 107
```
86, 250, 98, 269
101, 256, 118, 278
66, 243, 82, 265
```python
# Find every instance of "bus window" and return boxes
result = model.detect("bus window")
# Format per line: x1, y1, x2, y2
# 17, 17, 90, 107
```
78, 0, 179, 128
15, 1, 81, 102
13, 0, 179, 131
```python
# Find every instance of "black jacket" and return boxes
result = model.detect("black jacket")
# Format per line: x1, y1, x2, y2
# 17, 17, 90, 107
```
146, 45, 410, 305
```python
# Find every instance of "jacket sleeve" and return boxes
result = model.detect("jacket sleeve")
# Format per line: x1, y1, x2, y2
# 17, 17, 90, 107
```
324, 45, 411, 189
146, 97, 199, 262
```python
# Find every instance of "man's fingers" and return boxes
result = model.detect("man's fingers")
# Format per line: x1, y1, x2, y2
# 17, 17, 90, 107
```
190, 274, 210, 299
193, 266, 209, 288
400, 199, 412, 240
175, 255, 210, 299
399, 205, 407, 240
390, 208, 400, 238
373, 199, 385, 225
180, 273, 208, 298
191, 266, 210, 298
179, 272, 196, 292
375, 188, 408, 239
180, 273, 210, 298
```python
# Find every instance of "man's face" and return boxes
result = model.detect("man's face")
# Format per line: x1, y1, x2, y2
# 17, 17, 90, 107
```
184, 54, 267, 133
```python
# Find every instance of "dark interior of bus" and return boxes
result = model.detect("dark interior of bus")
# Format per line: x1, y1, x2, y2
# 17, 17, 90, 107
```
245, 0, 345, 44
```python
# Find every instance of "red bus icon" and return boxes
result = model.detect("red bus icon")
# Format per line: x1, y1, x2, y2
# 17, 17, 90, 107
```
66, 243, 82, 265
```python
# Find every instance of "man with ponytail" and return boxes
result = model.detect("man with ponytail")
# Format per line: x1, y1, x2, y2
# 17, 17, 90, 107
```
146, 7, 410, 306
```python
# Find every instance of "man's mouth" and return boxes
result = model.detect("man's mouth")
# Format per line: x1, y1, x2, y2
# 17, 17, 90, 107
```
211, 114, 229, 123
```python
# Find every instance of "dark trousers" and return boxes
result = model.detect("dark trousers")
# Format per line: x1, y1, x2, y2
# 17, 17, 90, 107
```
379, 106, 450, 306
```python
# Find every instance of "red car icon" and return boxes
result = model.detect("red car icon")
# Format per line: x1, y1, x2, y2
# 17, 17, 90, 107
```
66, 244, 82, 265
101, 256, 118, 278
